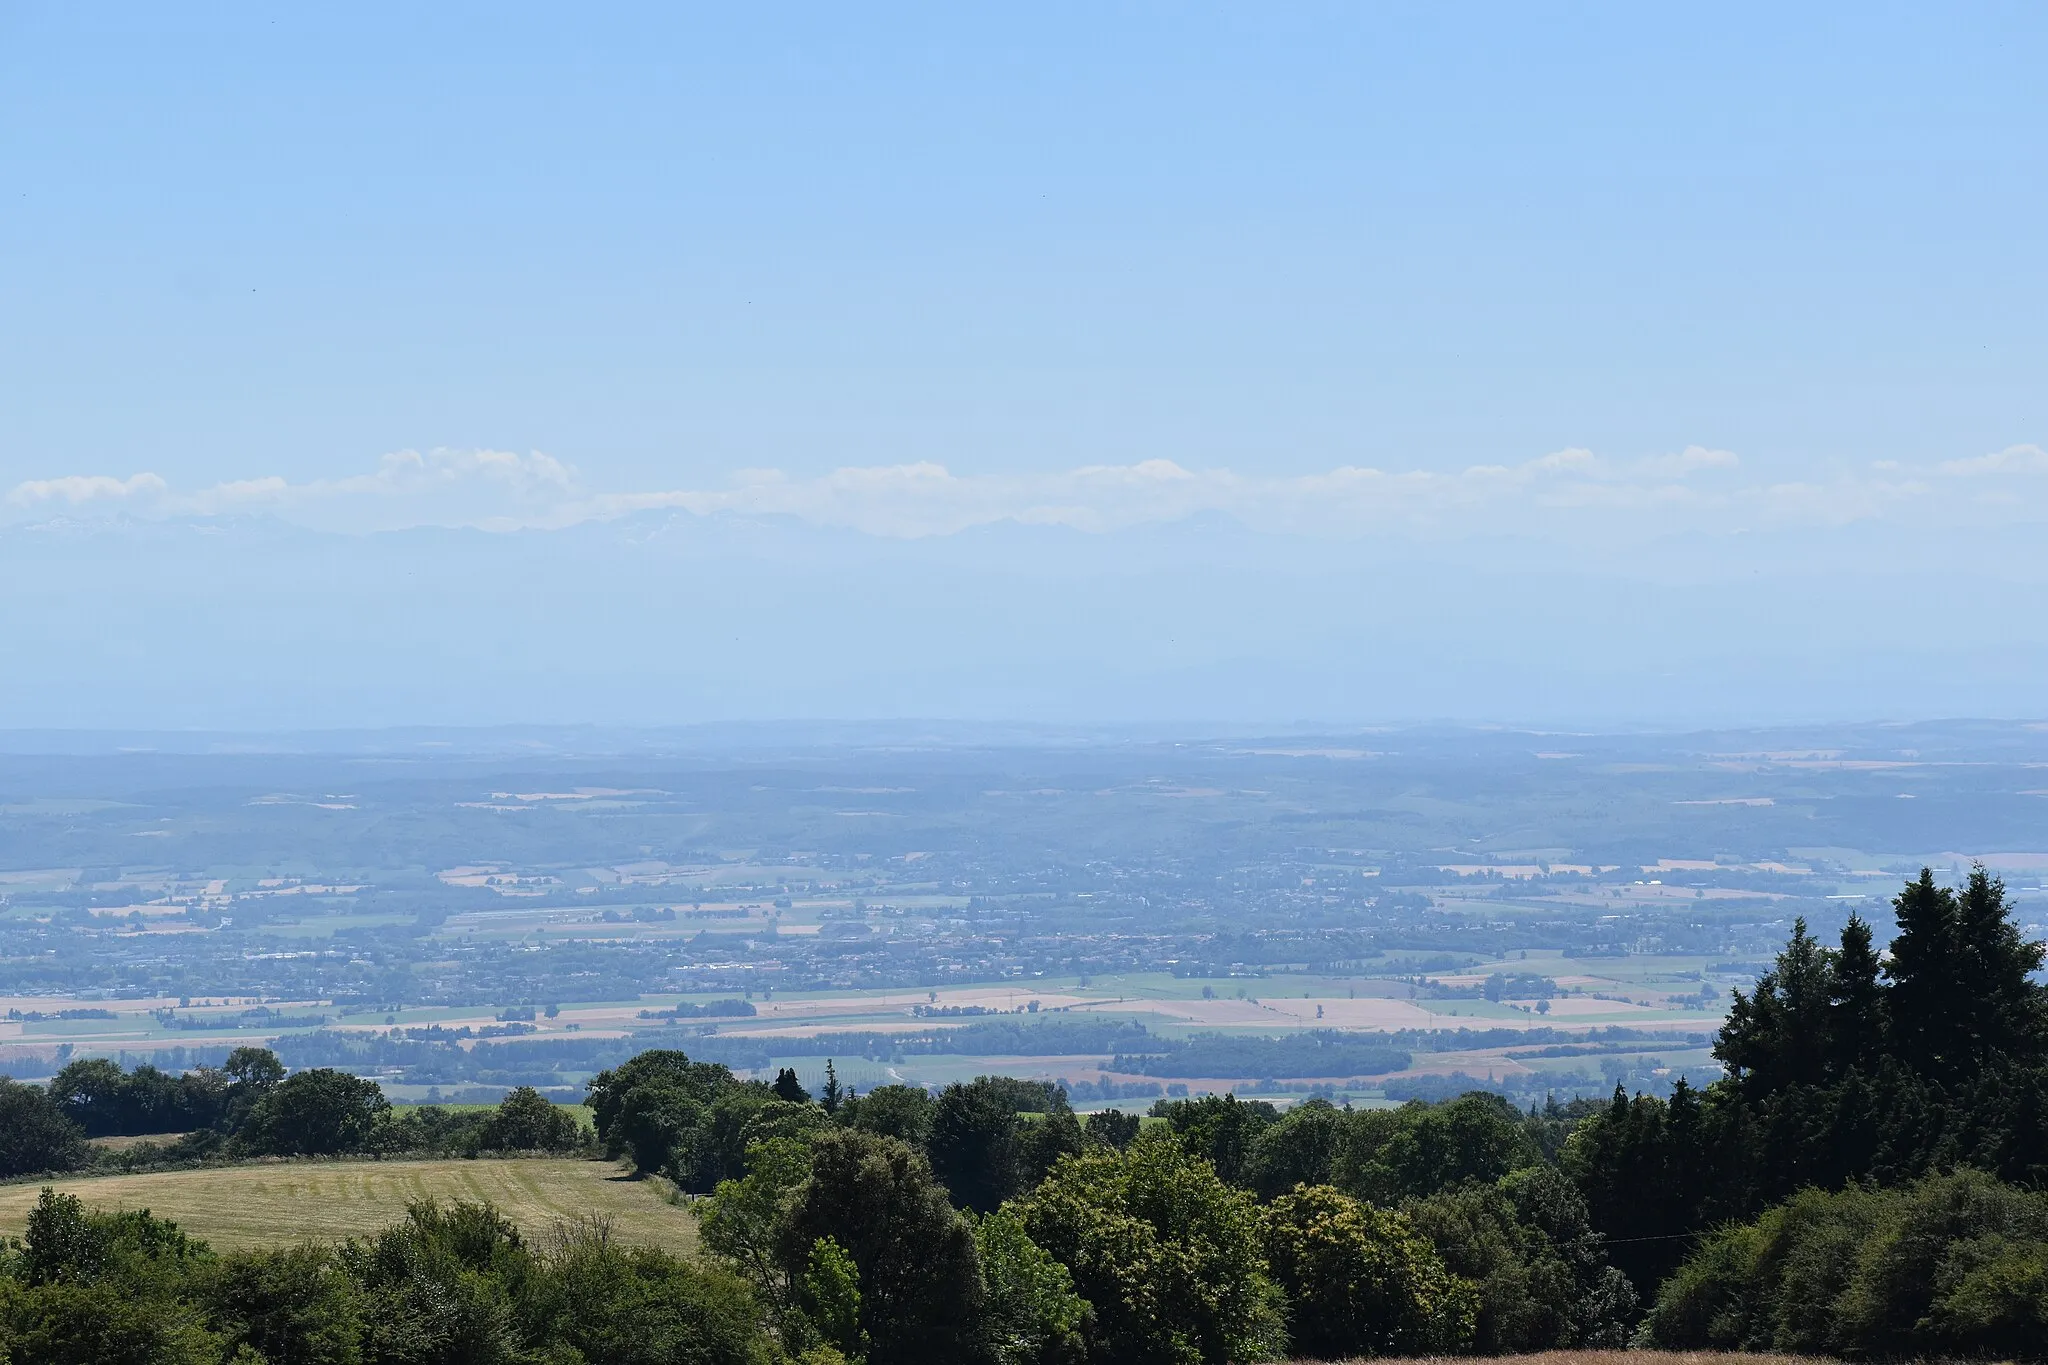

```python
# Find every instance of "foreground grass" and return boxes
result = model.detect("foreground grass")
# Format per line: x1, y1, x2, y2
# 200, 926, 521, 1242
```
0, 1157, 697, 1256
1302, 1356, 1816, 1365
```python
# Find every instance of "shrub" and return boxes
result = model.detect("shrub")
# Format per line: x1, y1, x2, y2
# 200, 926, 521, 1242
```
780, 1129, 987, 1365
0, 1081, 89, 1178
480, 1086, 582, 1152
975, 1207, 1088, 1365
1014, 1133, 1286, 1365
1260, 1183, 1475, 1358
239, 1069, 390, 1156
1402, 1165, 1635, 1352
1643, 1169, 2048, 1359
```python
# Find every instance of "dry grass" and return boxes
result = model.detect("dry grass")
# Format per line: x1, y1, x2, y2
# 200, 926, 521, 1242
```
87, 1132, 194, 1153
0, 1158, 697, 1256
1300, 1355, 1820, 1365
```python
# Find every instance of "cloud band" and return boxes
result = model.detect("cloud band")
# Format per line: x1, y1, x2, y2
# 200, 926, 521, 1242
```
7, 444, 2044, 539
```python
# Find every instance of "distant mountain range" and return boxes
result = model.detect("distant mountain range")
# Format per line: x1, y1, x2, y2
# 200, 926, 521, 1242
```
4, 509, 2044, 728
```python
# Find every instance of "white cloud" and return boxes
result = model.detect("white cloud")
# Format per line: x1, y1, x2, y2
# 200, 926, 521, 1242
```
7, 450, 583, 533
581, 447, 1761, 536
1637, 445, 1743, 478
7, 441, 2044, 540
1938, 444, 2048, 477
8, 472, 169, 507
190, 448, 579, 522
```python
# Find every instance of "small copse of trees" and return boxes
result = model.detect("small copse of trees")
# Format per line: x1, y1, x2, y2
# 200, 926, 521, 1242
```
0, 1047, 588, 1179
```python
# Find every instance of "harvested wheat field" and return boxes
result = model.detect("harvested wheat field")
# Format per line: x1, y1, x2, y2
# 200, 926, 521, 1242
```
0, 1158, 697, 1255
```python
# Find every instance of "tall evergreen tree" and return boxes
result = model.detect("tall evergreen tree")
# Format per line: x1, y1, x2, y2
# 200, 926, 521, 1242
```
1954, 865, 2048, 1065
1717, 917, 1833, 1096
1582, 865, 2048, 1274
1887, 869, 1973, 1073
1874, 868, 2048, 1190
772, 1068, 812, 1104
1828, 913, 1886, 1075
1559, 1081, 1731, 1293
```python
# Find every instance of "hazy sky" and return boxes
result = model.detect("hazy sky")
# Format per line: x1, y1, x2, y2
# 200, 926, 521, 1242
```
4, 5, 2044, 525
3, 7, 2046, 727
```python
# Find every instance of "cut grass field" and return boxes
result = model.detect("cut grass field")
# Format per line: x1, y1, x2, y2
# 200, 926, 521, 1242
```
0, 1158, 697, 1256
1300, 1355, 1817, 1365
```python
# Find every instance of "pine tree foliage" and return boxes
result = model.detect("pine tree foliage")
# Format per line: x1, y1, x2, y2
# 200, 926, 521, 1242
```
1569, 866, 2048, 1296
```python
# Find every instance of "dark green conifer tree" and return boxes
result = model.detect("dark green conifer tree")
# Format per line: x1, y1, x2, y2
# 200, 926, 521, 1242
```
1954, 866, 2048, 1066
1885, 869, 1969, 1072
1718, 917, 1833, 1096
1577, 865, 2048, 1282
1828, 913, 1886, 1076
772, 1068, 812, 1104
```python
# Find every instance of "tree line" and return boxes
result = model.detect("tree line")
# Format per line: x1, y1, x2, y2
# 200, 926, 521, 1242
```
1, 1048, 584, 1177
1571, 870, 2048, 1278
577, 1052, 1635, 1361
1574, 865, 2048, 1353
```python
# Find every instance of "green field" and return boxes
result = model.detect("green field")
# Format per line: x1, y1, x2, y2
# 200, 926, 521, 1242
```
0, 1158, 697, 1255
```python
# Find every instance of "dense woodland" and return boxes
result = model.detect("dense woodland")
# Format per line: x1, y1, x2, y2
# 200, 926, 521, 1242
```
3, 867, 2047, 1362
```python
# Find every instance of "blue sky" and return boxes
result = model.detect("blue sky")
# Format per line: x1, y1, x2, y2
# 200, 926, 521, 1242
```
2, 6, 2046, 726
3, 3, 2043, 508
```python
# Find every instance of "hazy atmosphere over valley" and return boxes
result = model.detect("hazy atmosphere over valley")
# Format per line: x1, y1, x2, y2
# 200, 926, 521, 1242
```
3, 7, 2047, 1365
